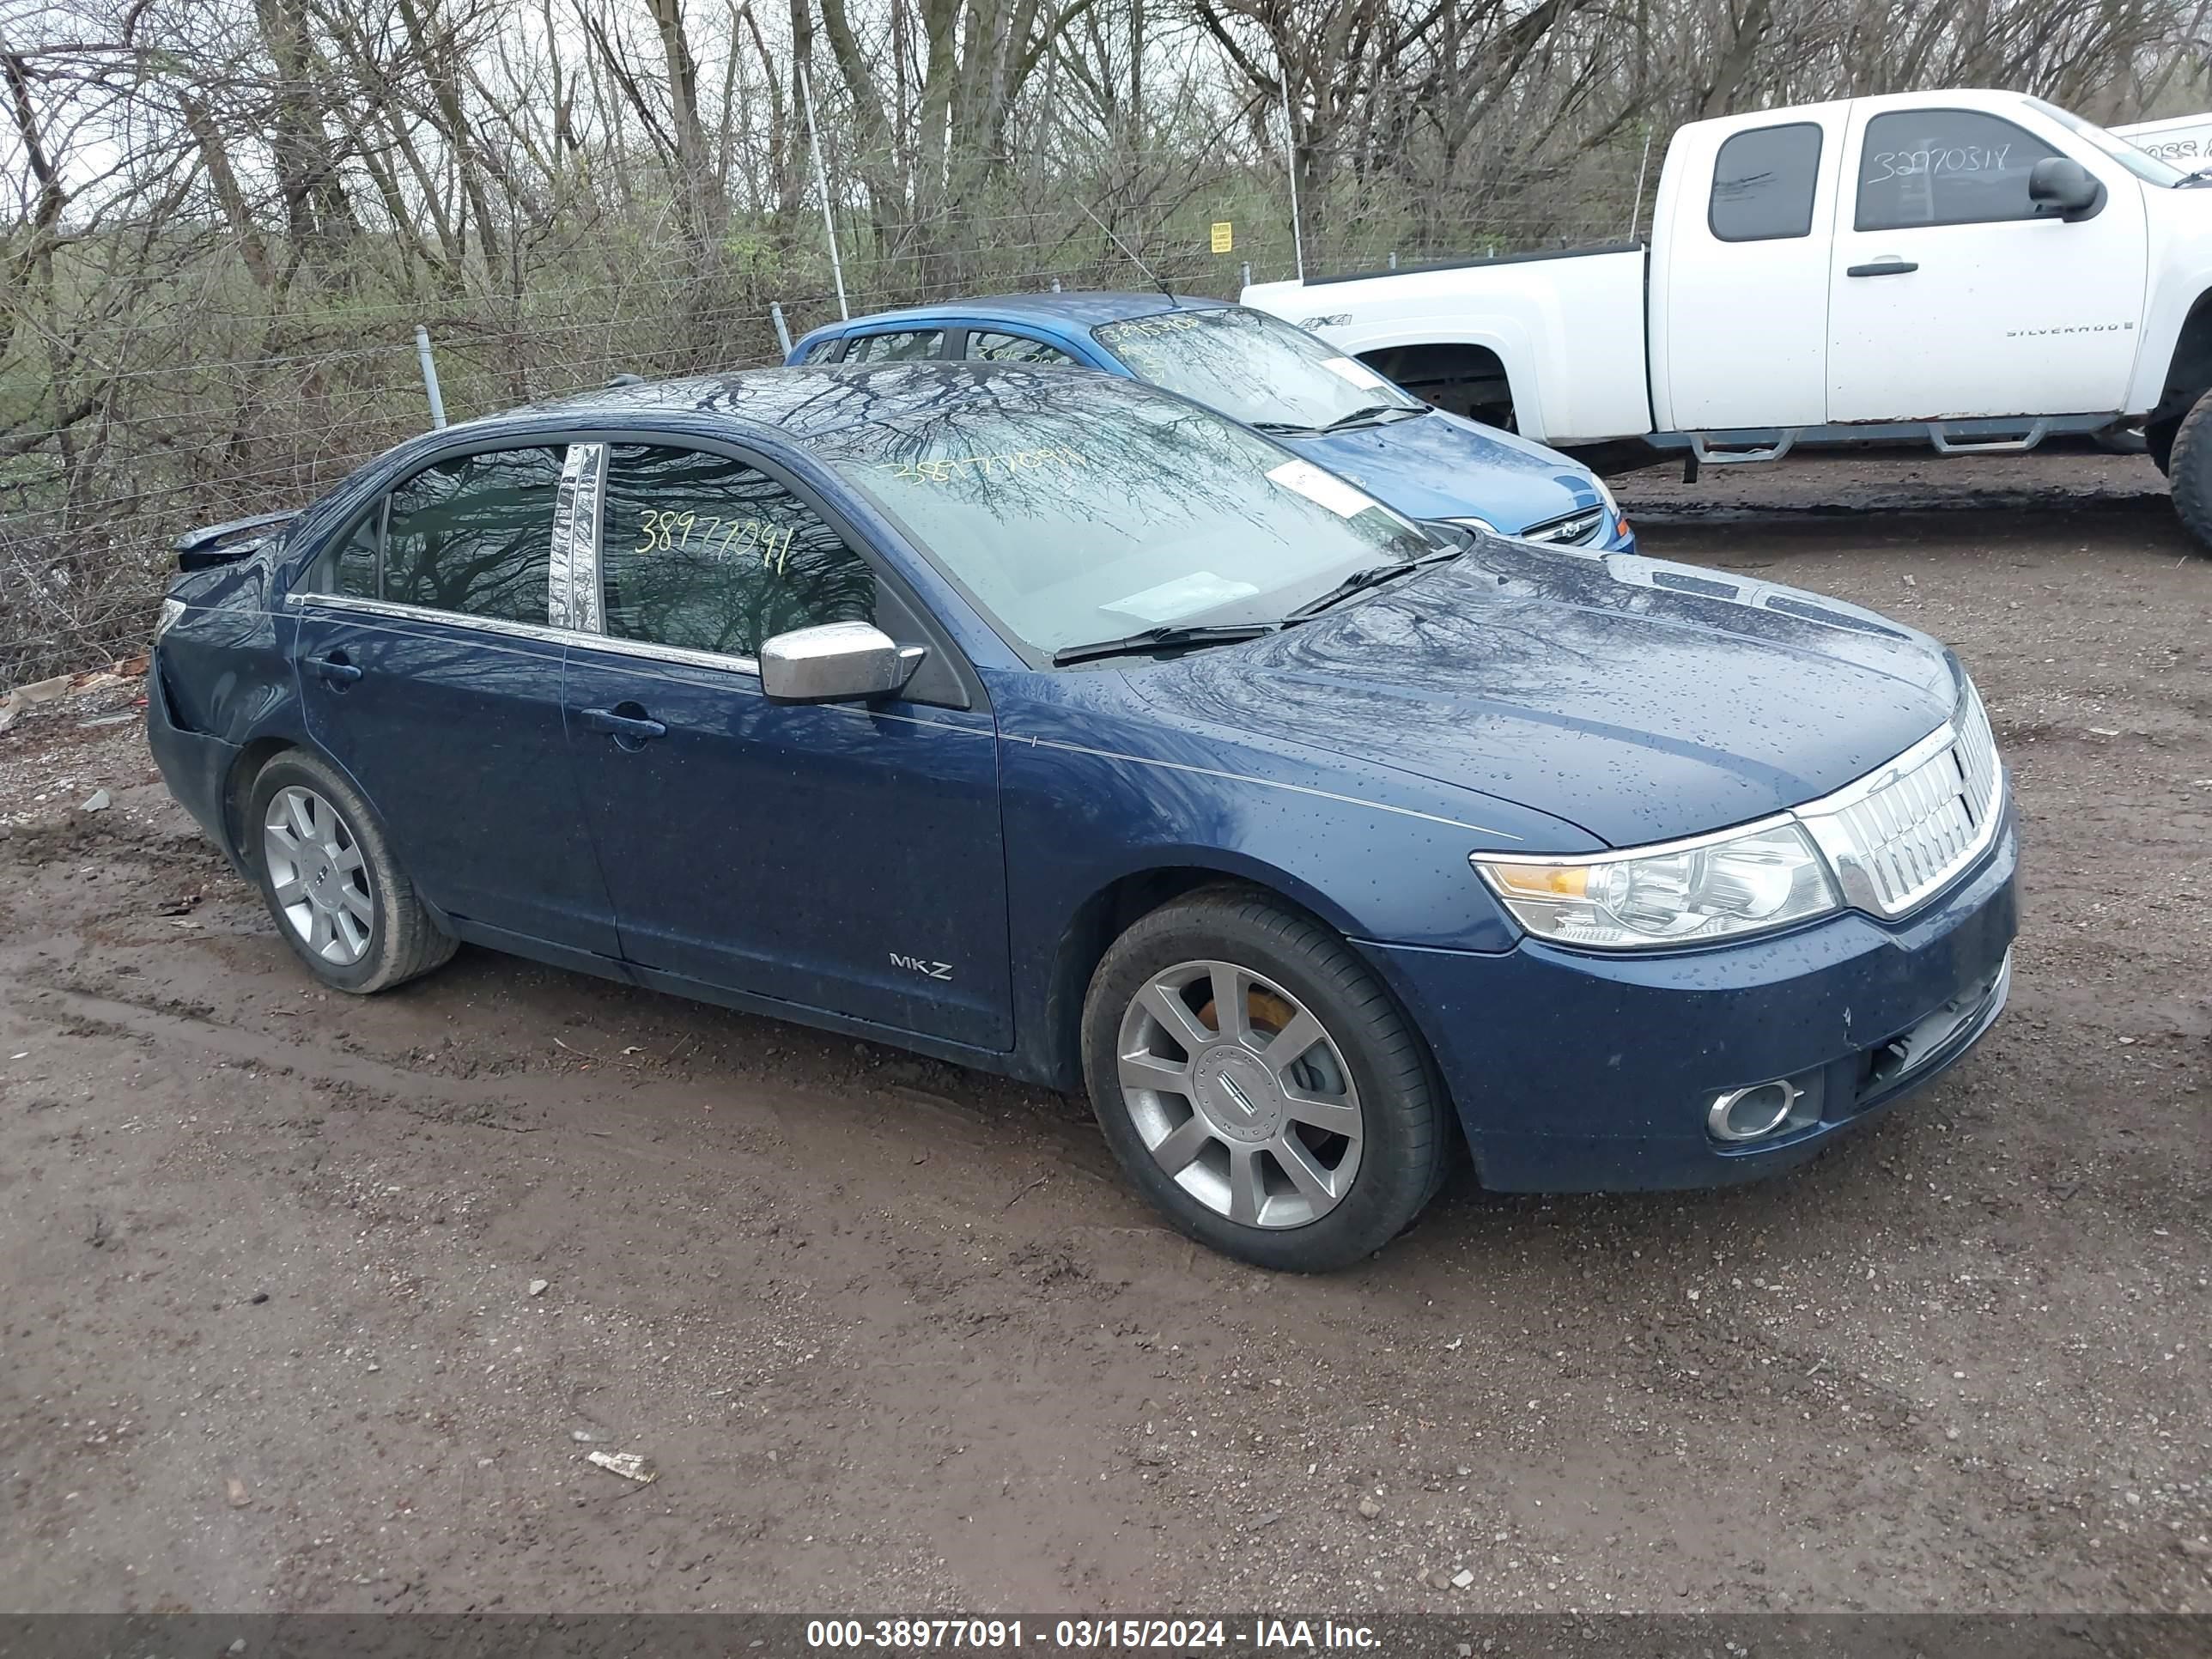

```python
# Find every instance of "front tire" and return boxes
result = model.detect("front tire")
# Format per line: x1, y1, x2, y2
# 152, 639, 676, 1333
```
246, 750, 456, 994
1081, 886, 1447, 1272
2166, 391, 2212, 550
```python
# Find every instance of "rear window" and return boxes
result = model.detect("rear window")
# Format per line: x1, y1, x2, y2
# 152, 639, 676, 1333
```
1709, 123, 1824, 241
378, 447, 563, 623
842, 330, 945, 364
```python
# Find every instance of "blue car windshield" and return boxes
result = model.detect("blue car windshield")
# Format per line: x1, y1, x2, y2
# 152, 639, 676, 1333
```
812, 370, 1431, 654
1094, 306, 1425, 433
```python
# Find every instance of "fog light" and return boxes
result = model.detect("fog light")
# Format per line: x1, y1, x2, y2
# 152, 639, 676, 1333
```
1707, 1079, 1802, 1143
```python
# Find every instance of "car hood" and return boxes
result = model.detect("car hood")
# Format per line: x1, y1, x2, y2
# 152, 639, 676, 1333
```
1282, 409, 1607, 535
1121, 540, 1960, 848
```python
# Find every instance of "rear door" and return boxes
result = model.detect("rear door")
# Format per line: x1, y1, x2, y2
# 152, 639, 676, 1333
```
558, 439, 1013, 1048
1827, 103, 2148, 421
1656, 111, 1844, 430
290, 443, 619, 955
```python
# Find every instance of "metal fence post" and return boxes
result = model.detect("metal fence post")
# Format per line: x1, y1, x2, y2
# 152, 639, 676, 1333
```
771, 302, 793, 357
1240, 262, 1251, 289
1280, 81, 1306, 283
414, 325, 447, 428
799, 64, 850, 320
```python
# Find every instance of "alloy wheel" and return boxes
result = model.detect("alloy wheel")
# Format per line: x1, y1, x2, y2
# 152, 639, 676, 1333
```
262, 785, 374, 965
1114, 959, 1364, 1228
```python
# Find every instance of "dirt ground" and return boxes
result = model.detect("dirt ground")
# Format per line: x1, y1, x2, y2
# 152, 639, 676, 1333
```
1, 447, 2206, 1619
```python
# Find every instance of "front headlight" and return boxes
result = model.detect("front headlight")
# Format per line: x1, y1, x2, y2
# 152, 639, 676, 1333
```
1473, 818, 1840, 950
1591, 475, 1629, 540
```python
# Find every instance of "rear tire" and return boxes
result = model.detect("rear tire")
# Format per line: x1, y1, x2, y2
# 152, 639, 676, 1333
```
246, 750, 456, 994
2163, 390, 2212, 550
1080, 884, 1448, 1272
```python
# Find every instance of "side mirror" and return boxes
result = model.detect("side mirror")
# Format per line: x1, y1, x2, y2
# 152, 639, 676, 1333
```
759, 621, 923, 704
2029, 157, 2105, 222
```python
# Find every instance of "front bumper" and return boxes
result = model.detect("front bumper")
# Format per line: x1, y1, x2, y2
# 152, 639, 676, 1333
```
1361, 800, 2018, 1191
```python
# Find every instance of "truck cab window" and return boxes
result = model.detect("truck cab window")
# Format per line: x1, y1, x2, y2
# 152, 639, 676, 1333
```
1709, 123, 1824, 241
1855, 110, 2060, 231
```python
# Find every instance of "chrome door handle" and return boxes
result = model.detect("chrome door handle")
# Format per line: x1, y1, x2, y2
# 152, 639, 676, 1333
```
578, 705, 667, 743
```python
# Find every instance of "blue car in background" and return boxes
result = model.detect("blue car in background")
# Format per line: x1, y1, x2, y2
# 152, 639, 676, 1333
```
149, 363, 2012, 1273
788, 293, 1636, 552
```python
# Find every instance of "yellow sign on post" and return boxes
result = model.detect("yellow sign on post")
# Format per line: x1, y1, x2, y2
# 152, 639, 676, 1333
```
1210, 222, 1234, 254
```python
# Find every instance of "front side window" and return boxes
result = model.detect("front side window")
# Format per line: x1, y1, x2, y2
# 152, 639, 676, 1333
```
969, 331, 1078, 366
1855, 110, 2061, 230
842, 330, 944, 364
380, 447, 564, 623
814, 373, 1431, 656
334, 502, 381, 599
598, 444, 876, 659
1093, 306, 1424, 434
1710, 123, 1824, 241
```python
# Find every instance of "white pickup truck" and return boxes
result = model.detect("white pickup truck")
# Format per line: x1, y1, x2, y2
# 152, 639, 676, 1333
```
1243, 88, 2212, 546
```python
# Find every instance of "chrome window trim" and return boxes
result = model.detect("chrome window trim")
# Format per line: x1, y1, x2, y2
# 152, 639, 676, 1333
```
565, 627, 762, 678
550, 443, 607, 630
287, 590, 578, 647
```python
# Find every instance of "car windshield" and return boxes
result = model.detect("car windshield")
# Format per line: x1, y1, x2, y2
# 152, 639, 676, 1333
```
811, 369, 1433, 657
1093, 306, 1426, 434
2024, 95, 2186, 186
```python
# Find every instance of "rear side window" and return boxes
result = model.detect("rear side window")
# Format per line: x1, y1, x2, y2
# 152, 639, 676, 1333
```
599, 444, 876, 659
842, 330, 944, 364
968, 331, 1079, 366
1855, 110, 2060, 231
1709, 123, 1824, 241
380, 447, 563, 623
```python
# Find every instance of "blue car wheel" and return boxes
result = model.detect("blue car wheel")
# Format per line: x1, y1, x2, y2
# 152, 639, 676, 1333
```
1081, 884, 1449, 1271
247, 749, 457, 995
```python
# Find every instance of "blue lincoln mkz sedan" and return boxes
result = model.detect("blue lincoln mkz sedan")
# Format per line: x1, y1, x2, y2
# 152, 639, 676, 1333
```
789, 292, 1636, 553
149, 363, 2014, 1271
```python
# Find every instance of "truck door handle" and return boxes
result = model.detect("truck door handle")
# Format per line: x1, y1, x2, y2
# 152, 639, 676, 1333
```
578, 704, 667, 746
1846, 258, 1918, 277
306, 653, 362, 685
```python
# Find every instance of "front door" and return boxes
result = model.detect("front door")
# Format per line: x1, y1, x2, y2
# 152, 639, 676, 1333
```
293, 442, 619, 955
1828, 105, 2148, 422
559, 441, 1013, 1049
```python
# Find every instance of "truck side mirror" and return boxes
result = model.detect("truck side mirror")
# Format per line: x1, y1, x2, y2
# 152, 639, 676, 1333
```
2028, 157, 2105, 222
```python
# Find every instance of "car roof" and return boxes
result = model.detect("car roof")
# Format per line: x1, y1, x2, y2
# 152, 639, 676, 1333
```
453, 361, 1139, 447
811, 290, 1234, 334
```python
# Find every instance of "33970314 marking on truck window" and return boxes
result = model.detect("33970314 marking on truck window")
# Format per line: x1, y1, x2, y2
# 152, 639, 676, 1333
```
1863, 143, 2014, 181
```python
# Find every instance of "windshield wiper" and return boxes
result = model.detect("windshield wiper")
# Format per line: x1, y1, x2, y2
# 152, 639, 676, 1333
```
1316, 403, 1425, 433
1281, 547, 1462, 624
1049, 621, 1277, 666
1251, 404, 1425, 437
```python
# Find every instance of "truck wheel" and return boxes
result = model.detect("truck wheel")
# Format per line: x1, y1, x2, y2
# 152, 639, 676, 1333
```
2163, 391, 2212, 548
1081, 884, 1449, 1272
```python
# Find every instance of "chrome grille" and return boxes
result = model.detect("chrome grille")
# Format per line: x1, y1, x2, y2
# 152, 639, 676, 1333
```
1519, 505, 1608, 546
1796, 680, 2004, 919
